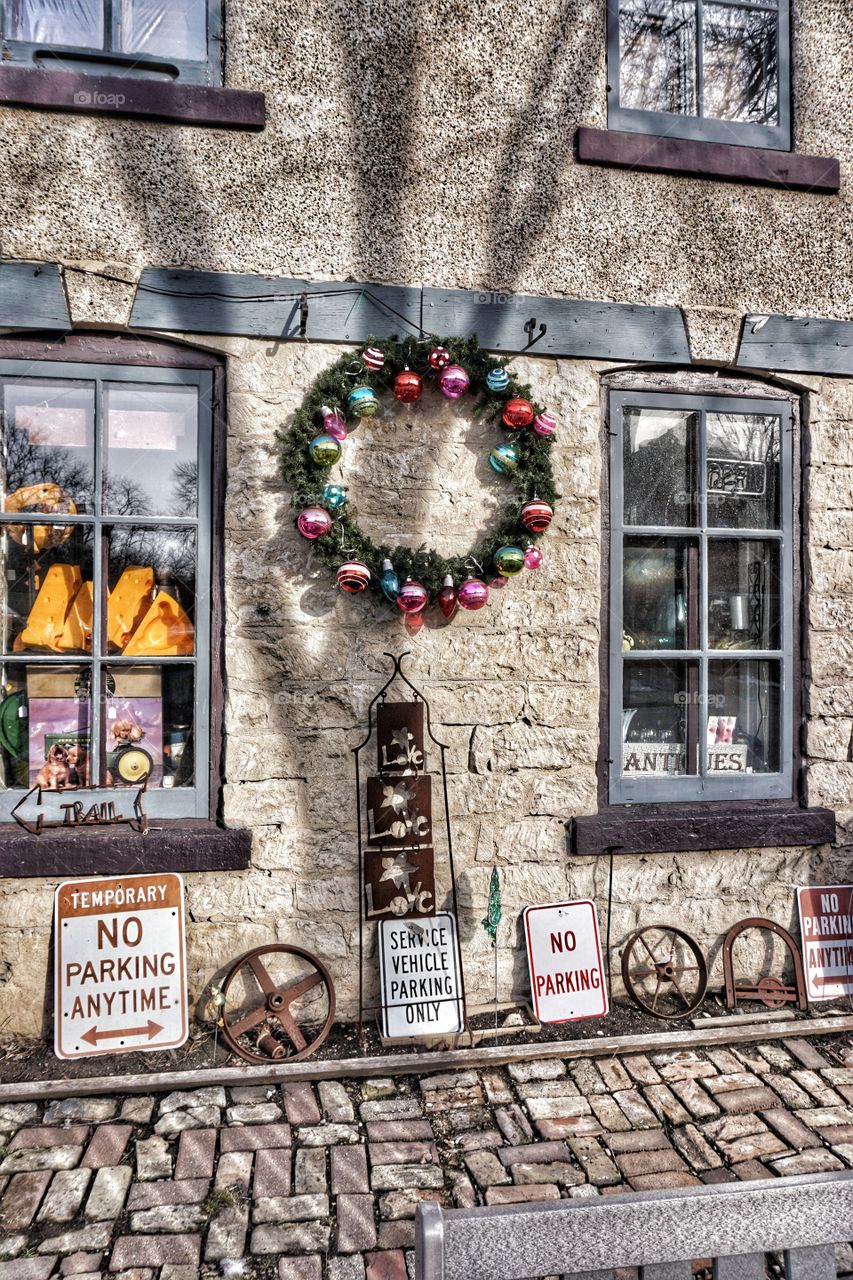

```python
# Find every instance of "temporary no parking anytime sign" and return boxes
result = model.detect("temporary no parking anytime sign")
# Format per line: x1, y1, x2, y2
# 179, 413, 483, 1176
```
55, 873, 187, 1059
524, 900, 608, 1024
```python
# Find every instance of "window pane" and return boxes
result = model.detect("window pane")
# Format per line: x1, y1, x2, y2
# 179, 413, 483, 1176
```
623, 407, 698, 527
118, 0, 207, 61
104, 383, 198, 517
0, 525, 94, 657
703, 4, 779, 125
623, 537, 694, 651
619, 1, 698, 116
708, 659, 780, 774
0, 662, 94, 791
8, 0, 103, 46
622, 659, 696, 777
706, 412, 780, 529
108, 527, 196, 656
708, 539, 780, 651
1, 379, 95, 512
102, 663, 194, 790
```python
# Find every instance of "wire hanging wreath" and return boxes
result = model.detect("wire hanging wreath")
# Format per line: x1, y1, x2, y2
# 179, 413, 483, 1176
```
279, 334, 558, 619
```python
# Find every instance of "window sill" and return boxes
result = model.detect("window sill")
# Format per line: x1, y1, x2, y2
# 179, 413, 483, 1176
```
0, 66, 266, 129
576, 127, 840, 195
0, 820, 252, 877
572, 804, 836, 856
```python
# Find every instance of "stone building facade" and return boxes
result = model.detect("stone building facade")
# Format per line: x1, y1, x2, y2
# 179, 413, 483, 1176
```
0, 0, 851, 1036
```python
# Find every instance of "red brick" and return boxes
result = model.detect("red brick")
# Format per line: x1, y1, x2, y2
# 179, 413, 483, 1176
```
254, 1148, 291, 1198
605, 1129, 670, 1155
0, 1171, 51, 1229
616, 1149, 687, 1178
336, 1193, 378, 1253
10, 1127, 89, 1150
367, 1142, 437, 1167
484, 1184, 560, 1204
423, 1086, 484, 1111
733, 1160, 777, 1181
783, 1038, 831, 1069
127, 1178, 209, 1210
365, 1122, 434, 1142
109, 1233, 201, 1269
700, 1169, 739, 1185
332, 1145, 369, 1194
80, 1125, 132, 1169
629, 1171, 701, 1190
278, 1260, 323, 1280
760, 1109, 819, 1152
377, 1221, 416, 1250
819, 1124, 853, 1145
281, 1084, 321, 1126
717, 1087, 779, 1114
365, 1249, 408, 1280
219, 1123, 291, 1152
175, 1128, 217, 1179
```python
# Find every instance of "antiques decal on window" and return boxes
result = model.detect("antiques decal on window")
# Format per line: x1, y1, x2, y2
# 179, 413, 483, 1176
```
706, 457, 766, 498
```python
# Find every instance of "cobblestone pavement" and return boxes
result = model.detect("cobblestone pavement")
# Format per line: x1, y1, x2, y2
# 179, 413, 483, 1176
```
1, 1036, 853, 1279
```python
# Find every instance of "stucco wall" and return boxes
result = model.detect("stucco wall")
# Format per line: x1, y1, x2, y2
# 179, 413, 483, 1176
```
2, 328, 853, 1034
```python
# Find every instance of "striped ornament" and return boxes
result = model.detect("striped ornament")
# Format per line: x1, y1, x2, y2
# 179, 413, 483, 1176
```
486, 368, 510, 392
533, 411, 557, 437
337, 560, 371, 593
521, 500, 554, 533
362, 347, 385, 371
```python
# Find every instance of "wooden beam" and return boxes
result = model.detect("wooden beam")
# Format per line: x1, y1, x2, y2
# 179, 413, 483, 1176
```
0, 260, 70, 330
1, 1013, 850, 1103
737, 314, 853, 376
130, 269, 691, 362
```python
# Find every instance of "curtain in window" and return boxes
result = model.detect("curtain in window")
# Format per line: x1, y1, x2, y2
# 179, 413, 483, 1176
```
117, 0, 207, 62
9, 0, 103, 48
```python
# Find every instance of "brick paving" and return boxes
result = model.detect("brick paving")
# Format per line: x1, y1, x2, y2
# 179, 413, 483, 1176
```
0, 1036, 851, 1277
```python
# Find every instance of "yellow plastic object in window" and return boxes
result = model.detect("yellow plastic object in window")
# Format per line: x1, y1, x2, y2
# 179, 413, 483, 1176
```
124, 592, 194, 657
56, 581, 94, 652
108, 567, 155, 650
19, 563, 82, 651
4, 483, 77, 552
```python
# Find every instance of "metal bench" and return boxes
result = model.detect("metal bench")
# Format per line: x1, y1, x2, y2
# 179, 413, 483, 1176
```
415, 1171, 853, 1279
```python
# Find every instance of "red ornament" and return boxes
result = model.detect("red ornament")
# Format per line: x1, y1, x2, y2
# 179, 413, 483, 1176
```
502, 397, 535, 429
438, 575, 458, 620
393, 369, 423, 404
337, 560, 371, 593
362, 347, 385, 371
521, 500, 554, 533
429, 346, 451, 370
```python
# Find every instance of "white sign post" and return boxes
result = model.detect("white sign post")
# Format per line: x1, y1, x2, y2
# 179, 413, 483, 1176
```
54, 872, 188, 1059
378, 911, 463, 1039
524, 900, 608, 1024
797, 884, 853, 1001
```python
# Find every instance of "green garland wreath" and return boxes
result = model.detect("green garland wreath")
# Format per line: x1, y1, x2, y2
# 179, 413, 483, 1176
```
279, 334, 558, 606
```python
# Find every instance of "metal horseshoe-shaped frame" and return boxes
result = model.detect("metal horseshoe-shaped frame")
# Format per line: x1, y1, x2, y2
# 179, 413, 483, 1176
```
722, 917, 809, 1012
220, 943, 336, 1064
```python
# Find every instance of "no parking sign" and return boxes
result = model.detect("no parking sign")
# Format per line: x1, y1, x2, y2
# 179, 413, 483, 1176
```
524, 900, 608, 1024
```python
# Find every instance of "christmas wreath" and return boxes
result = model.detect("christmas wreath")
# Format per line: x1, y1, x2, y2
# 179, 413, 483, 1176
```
279, 335, 558, 618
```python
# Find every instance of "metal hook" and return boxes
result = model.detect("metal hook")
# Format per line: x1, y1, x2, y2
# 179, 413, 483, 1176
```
524, 317, 547, 348
298, 292, 309, 340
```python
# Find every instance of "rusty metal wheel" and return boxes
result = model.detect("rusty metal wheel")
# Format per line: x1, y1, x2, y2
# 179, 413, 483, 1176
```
621, 925, 708, 1022
220, 944, 336, 1064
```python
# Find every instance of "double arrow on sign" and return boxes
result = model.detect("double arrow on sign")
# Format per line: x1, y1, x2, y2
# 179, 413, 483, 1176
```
80, 1020, 163, 1047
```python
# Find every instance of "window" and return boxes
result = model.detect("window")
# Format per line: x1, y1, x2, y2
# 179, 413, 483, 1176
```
607, 0, 791, 151
609, 387, 795, 805
0, 350, 215, 824
3, 0, 222, 84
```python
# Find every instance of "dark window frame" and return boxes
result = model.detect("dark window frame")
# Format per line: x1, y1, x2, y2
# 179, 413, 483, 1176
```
606, 0, 792, 153
572, 369, 836, 855
1, 0, 223, 86
0, 331, 248, 876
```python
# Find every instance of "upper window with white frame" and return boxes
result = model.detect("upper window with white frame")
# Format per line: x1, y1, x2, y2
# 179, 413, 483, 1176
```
609, 387, 795, 806
607, 0, 791, 151
2, 0, 222, 84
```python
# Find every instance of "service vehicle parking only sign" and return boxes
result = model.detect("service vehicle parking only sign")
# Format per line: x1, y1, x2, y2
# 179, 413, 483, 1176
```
54, 873, 187, 1059
378, 911, 464, 1039
797, 884, 853, 1001
524, 900, 608, 1024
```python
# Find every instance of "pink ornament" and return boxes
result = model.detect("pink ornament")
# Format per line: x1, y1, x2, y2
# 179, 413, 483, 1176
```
362, 346, 385, 371
457, 577, 489, 610
297, 507, 333, 540
533, 411, 557, 438
337, 560, 371, 593
524, 545, 544, 570
396, 578, 428, 614
439, 364, 470, 399
320, 405, 347, 441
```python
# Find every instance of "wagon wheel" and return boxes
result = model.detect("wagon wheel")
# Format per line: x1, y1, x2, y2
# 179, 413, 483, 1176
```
756, 976, 789, 1009
220, 944, 336, 1064
621, 925, 708, 1022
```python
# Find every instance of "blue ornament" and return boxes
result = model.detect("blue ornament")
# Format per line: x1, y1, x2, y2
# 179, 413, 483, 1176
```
322, 483, 347, 512
489, 442, 519, 474
347, 385, 379, 418
486, 368, 510, 393
380, 558, 400, 603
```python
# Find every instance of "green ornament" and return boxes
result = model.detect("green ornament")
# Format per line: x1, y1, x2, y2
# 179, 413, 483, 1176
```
494, 544, 525, 577
308, 434, 342, 467
482, 866, 502, 944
